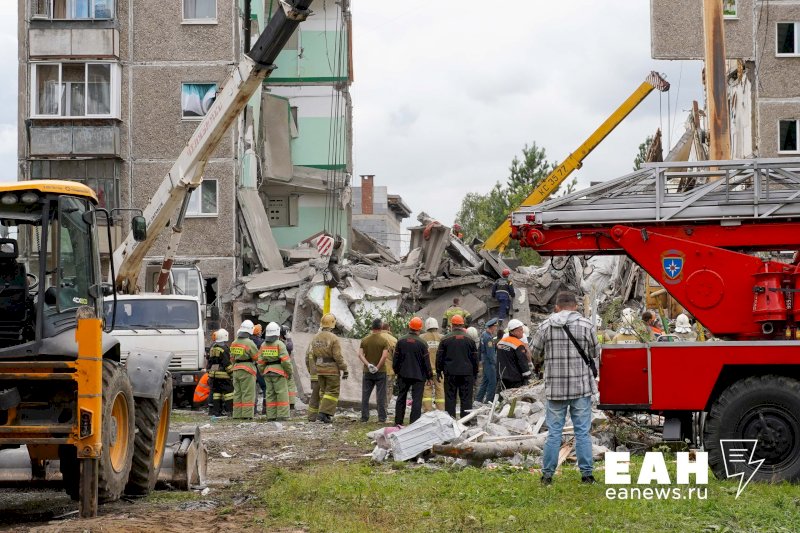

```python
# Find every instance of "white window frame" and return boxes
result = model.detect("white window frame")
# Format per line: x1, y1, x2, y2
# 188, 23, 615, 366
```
181, 0, 217, 24
722, 0, 738, 20
32, 0, 115, 21
778, 119, 800, 154
776, 22, 800, 57
180, 82, 218, 120
30, 62, 120, 119
186, 180, 218, 218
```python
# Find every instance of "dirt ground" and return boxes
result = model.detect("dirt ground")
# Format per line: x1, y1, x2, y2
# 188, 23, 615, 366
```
0, 406, 376, 533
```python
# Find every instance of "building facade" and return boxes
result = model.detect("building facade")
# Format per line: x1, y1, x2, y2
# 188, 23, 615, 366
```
651, 0, 800, 159
18, 0, 352, 319
351, 175, 411, 258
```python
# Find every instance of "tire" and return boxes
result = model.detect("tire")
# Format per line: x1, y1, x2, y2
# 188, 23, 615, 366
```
125, 375, 172, 495
704, 375, 800, 482
98, 360, 135, 502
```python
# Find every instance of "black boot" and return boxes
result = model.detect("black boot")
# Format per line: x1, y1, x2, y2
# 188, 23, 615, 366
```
224, 400, 233, 417
210, 398, 222, 417
318, 413, 332, 424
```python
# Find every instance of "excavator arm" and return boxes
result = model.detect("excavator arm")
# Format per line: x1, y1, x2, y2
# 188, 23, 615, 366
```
113, 0, 313, 293
482, 71, 670, 252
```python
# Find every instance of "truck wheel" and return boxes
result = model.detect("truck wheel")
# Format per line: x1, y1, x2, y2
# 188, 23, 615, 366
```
98, 360, 135, 502
704, 375, 800, 482
125, 375, 172, 495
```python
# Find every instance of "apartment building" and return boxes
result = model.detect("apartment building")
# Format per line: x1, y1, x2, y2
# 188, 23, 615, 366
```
351, 175, 411, 258
651, 0, 800, 158
18, 0, 352, 317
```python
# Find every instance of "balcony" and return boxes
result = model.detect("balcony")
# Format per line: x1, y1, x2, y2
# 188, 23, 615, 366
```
29, 124, 120, 157
29, 28, 119, 59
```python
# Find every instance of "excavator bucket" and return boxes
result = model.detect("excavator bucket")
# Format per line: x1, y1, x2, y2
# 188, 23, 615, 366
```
157, 426, 208, 490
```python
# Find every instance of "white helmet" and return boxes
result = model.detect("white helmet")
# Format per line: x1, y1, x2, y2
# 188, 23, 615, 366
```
264, 322, 281, 338
466, 326, 479, 342
215, 329, 229, 342
425, 317, 439, 331
238, 319, 255, 335
674, 313, 692, 333
507, 319, 525, 332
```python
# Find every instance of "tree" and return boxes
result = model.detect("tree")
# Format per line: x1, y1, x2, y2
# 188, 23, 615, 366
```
633, 135, 654, 170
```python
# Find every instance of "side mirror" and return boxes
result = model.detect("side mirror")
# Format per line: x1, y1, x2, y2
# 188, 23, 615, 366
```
44, 287, 57, 306
132, 216, 147, 242
90, 283, 114, 298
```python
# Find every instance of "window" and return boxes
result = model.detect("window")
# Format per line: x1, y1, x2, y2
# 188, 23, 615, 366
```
182, 0, 216, 22
777, 22, 800, 56
181, 83, 217, 119
187, 180, 218, 217
779, 120, 799, 153
31, 62, 119, 118
30, 160, 119, 210
32, 0, 114, 20
723, 0, 737, 19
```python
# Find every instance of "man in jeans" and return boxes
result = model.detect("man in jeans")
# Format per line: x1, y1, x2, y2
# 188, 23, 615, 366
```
357, 318, 390, 422
530, 291, 598, 485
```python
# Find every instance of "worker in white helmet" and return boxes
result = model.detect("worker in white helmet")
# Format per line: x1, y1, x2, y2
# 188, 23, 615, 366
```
230, 320, 259, 419
673, 313, 697, 341
611, 308, 641, 344
496, 318, 532, 390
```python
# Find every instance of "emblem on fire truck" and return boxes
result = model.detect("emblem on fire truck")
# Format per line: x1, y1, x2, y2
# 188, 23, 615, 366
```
661, 250, 685, 284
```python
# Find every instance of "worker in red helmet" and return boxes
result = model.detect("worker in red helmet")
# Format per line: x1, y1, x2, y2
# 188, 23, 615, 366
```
452, 223, 464, 240
436, 314, 479, 419
492, 268, 516, 322
393, 316, 433, 425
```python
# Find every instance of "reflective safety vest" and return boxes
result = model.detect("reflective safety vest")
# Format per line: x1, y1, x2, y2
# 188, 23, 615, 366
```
257, 341, 292, 379
193, 373, 211, 404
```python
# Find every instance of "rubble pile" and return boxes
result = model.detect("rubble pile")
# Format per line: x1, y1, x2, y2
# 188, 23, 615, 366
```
368, 382, 660, 468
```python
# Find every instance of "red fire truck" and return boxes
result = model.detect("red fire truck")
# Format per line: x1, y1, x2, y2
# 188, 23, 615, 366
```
511, 158, 800, 482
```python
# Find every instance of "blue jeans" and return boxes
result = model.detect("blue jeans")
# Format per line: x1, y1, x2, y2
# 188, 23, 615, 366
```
475, 362, 497, 403
497, 296, 510, 319
542, 395, 593, 477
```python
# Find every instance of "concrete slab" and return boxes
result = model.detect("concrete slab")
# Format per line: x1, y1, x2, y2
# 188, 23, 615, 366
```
377, 267, 411, 292
307, 285, 356, 331
417, 291, 488, 324
245, 266, 314, 293
237, 189, 285, 271
513, 286, 532, 327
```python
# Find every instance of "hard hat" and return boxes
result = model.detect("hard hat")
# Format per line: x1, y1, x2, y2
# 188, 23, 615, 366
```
280, 325, 290, 338
320, 313, 336, 329
450, 314, 465, 326
215, 329, 229, 342
239, 319, 255, 335
466, 326, 479, 342
675, 314, 692, 333
409, 317, 424, 331
507, 318, 524, 332
425, 317, 439, 331
453, 223, 462, 231
265, 322, 281, 338
253, 324, 263, 336
502, 268, 511, 277
621, 308, 636, 324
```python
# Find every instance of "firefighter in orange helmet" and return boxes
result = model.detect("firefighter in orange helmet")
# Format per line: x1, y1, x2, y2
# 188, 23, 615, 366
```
393, 317, 433, 425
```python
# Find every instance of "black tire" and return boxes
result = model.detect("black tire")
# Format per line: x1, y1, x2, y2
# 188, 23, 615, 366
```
704, 375, 800, 482
97, 360, 135, 502
58, 445, 79, 501
125, 375, 172, 495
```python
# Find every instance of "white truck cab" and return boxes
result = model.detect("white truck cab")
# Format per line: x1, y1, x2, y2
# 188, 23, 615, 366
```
104, 294, 205, 405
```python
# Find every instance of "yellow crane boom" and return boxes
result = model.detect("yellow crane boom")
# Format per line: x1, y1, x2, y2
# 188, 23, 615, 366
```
482, 71, 670, 252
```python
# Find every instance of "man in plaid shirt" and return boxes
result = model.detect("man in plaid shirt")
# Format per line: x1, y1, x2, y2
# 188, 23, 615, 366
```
530, 291, 598, 485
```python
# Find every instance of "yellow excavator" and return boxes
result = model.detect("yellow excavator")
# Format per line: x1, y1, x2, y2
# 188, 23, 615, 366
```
481, 71, 670, 252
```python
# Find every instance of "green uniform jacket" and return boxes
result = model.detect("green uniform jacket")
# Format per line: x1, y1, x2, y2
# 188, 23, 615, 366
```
229, 335, 259, 363
309, 329, 347, 376
257, 340, 292, 378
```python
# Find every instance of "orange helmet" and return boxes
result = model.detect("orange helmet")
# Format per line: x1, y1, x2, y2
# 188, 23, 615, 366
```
409, 317, 424, 331
450, 315, 465, 326
253, 324, 262, 336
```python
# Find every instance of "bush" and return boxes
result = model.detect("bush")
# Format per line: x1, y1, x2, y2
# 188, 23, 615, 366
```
348, 306, 413, 339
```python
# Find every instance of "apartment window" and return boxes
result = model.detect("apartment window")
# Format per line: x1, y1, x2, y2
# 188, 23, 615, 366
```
31, 62, 119, 118
183, 0, 216, 22
32, 0, 114, 20
777, 22, 800, 56
779, 120, 799, 153
181, 83, 217, 119
187, 180, 218, 217
30, 160, 119, 210
267, 196, 298, 227
723, 0, 737, 19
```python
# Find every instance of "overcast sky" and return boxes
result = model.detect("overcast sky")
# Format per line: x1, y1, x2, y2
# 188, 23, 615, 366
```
0, 1, 704, 248
350, 0, 704, 247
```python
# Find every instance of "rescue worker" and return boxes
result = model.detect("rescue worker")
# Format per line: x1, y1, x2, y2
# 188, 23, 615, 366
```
230, 320, 259, 419
492, 268, 516, 322
436, 314, 479, 419
309, 313, 348, 423
251, 323, 266, 415
466, 326, 480, 344
419, 318, 445, 411
358, 318, 390, 423
610, 308, 640, 344
306, 342, 320, 422
475, 318, 500, 403
442, 298, 471, 332
642, 310, 663, 338
207, 328, 233, 416
496, 319, 532, 390
673, 313, 697, 341
257, 322, 292, 421
393, 317, 433, 425
381, 322, 398, 406
280, 326, 297, 412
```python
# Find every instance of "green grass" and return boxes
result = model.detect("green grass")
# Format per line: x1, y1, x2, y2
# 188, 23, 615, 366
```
248, 458, 800, 533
